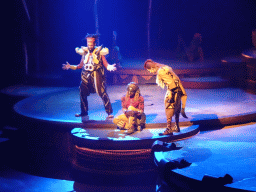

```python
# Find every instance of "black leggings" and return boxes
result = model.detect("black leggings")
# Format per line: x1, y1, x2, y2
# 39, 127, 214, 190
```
79, 69, 113, 116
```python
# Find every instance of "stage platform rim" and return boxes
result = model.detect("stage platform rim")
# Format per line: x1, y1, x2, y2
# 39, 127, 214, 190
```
70, 125, 200, 150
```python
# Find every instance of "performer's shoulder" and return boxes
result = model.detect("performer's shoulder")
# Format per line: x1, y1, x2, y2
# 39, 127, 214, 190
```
157, 67, 166, 75
75, 46, 88, 55
160, 66, 173, 73
100, 47, 109, 56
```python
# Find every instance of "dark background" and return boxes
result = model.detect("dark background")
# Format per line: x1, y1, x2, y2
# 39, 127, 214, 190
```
5, 0, 256, 89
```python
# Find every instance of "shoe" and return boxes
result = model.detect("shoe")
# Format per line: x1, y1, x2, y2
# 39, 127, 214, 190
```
172, 124, 180, 133
126, 126, 136, 135
159, 128, 173, 136
137, 123, 145, 132
75, 113, 87, 117
106, 114, 114, 120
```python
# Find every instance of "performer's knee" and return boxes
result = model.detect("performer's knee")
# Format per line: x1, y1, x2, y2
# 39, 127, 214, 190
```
113, 117, 119, 125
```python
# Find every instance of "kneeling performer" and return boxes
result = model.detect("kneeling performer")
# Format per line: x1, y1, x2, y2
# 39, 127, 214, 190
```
113, 82, 146, 135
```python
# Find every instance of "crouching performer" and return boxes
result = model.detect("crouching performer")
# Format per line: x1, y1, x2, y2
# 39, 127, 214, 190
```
144, 59, 188, 135
113, 82, 146, 135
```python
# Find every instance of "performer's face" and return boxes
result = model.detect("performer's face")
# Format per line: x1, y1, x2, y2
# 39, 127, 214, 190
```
128, 88, 136, 98
147, 67, 158, 74
145, 60, 158, 74
87, 41, 95, 52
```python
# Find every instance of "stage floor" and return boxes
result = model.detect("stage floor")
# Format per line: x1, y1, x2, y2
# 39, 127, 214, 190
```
154, 122, 256, 191
1, 84, 256, 191
1, 123, 256, 192
7, 84, 256, 127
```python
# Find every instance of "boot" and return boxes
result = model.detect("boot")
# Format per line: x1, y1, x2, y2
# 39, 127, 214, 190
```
137, 122, 145, 131
159, 120, 174, 136
159, 127, 173, 136
106, 114, 114, 120
125, 116, 136, 135
126, 125, 136, 135
172, 124, 180, 133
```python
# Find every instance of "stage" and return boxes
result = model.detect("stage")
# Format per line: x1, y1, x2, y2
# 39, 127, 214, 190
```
10, 85, 256, 129
6, 0, 256, 190
1, 54, 256, 191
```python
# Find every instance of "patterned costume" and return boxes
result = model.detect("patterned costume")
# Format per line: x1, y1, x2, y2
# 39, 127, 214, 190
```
156, 65, 187, 133
113, 83, 146, 134
69, 45, 113, 117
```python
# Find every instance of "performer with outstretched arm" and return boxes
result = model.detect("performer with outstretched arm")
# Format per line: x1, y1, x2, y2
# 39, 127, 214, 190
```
62, 34, 116, 122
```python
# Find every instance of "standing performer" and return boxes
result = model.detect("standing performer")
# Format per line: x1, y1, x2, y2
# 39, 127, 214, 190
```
144, 59, 188, 135
62, 34, 116, 122
113, 82, 146, 135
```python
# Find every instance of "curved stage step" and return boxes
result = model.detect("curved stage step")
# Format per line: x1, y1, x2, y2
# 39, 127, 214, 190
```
71, 125, 200, 150
153, 122, 256, 192
70, 125, 199, 175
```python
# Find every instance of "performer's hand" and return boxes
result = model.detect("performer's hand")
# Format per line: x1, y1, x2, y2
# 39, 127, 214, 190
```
117, 121, 126, 128
181, 108, 188, 118
107, 64, 117, 71
62, 61, 70, 70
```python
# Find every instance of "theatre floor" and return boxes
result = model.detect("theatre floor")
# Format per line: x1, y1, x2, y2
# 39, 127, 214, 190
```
0, 82, 256, 191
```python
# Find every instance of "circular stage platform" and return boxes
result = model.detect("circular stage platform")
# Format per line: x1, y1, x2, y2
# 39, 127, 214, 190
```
71, 125, 200, 150
1, 54, 256, 191
12, 85, 256, 129
7, 84, 256, 178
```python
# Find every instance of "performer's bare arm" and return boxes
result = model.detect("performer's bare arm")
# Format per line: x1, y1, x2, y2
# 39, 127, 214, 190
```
62, 56, 84, 70
102, 55, 117, 71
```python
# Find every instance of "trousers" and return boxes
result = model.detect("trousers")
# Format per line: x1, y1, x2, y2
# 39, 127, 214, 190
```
79, 68, 113, 116
164, 90, 182, 128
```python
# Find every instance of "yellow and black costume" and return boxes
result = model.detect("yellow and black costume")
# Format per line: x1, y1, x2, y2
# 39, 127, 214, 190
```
156, 66, 187, 134
67, 44, 113, 118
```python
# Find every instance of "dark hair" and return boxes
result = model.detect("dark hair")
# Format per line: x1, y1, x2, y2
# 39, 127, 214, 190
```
84, 33, 100, 40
